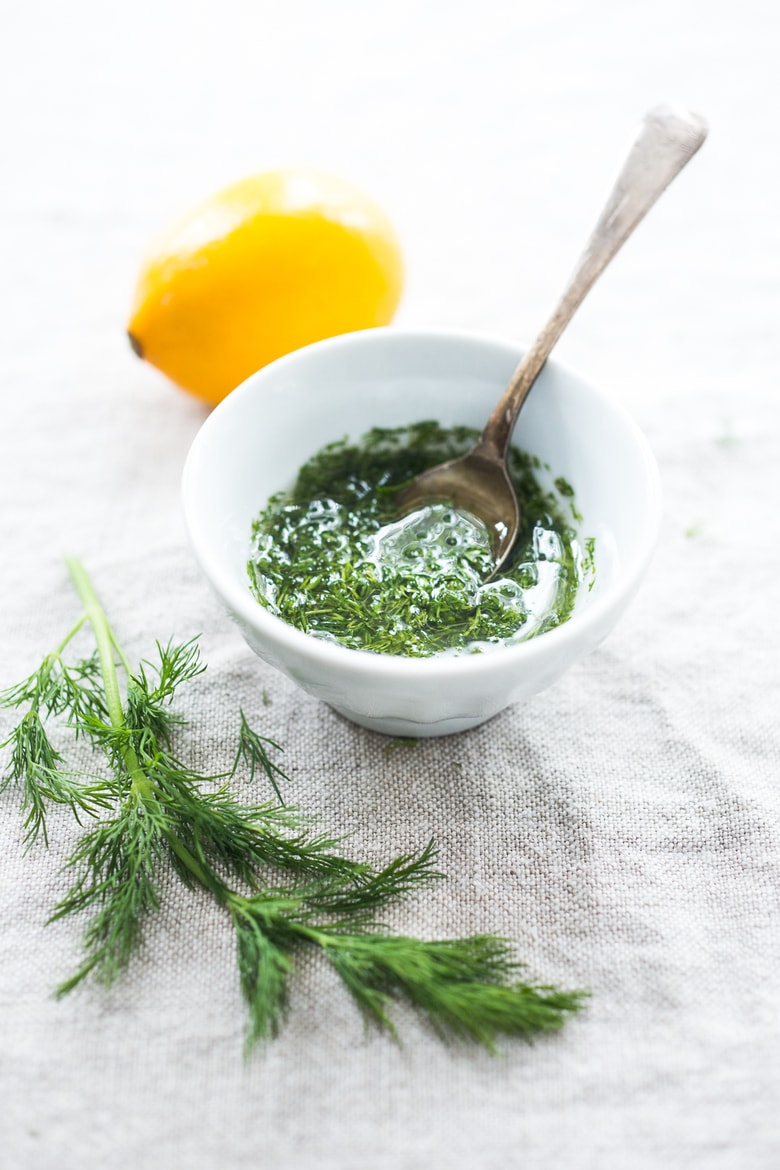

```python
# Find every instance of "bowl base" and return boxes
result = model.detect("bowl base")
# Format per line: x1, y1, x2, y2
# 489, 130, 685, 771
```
327, 703, 495, 738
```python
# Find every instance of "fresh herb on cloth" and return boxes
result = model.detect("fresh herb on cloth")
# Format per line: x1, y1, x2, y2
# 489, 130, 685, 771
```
1, 558, 586, 1052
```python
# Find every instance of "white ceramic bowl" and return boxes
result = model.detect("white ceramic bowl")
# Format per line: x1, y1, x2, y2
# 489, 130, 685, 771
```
182, 329, 660, 736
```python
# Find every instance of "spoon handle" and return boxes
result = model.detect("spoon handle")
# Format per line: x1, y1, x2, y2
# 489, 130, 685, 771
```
478, 105, 708, 460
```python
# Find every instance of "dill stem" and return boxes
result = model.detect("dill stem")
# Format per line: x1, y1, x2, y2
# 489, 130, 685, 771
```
109, 631, 133, 678
165, 829, 229, 900
65, 559, 127, 732
54, 614, 88, 658
64, 557, 153, 803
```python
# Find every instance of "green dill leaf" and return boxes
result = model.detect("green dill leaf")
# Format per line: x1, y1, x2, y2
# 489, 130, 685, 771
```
0, 652, 108, 734
316, 932, 586, 1051
233, 908, 293, 1045
304, 838, 442, 917
232, 709, 290, 802
1, 711, 112, 848
143, 638, 205, 704
383, 737, 419, 758
403, 971, 588, 1050
51, 802, 166, 991
124, 639, 204, 747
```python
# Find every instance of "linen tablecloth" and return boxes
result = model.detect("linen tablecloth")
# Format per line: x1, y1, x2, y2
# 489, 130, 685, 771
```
2, 2, 778, 1167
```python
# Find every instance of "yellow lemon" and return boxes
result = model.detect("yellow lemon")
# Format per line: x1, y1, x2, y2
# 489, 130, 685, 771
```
127, 169, 404, 406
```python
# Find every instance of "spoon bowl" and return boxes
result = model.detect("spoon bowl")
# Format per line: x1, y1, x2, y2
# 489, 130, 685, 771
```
394, 441, 519, 572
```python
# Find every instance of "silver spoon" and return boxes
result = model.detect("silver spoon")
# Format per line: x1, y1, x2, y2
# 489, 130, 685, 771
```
395, 105, 708, 574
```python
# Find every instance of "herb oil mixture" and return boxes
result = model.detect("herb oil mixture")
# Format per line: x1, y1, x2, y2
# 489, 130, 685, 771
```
248, 422, 593, 657
249, 423, 591, 659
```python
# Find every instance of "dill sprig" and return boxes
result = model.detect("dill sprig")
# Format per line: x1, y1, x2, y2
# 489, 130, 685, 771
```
1, 557, 586, 1052
232, 709, 290, 803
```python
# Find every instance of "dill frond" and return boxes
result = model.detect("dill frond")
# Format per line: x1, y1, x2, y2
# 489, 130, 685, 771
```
51, 802, 166, 993
230, 894, 299, 1044
302, 838, 443, 917
232, 709, 290, 802
308, 930, 586, 1049
1, 709, 112, 848
0, 558, 588, 1054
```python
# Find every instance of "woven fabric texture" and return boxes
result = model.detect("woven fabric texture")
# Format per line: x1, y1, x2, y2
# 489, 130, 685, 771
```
1, 2, 778, 1167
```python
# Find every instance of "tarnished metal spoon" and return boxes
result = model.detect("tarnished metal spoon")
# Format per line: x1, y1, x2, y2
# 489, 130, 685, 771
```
395, 105, 708, 574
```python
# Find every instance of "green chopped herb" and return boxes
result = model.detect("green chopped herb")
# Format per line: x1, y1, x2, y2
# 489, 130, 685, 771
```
383, 737, 419, 758
581, 536, 597, 591
248, 422, 594, 657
